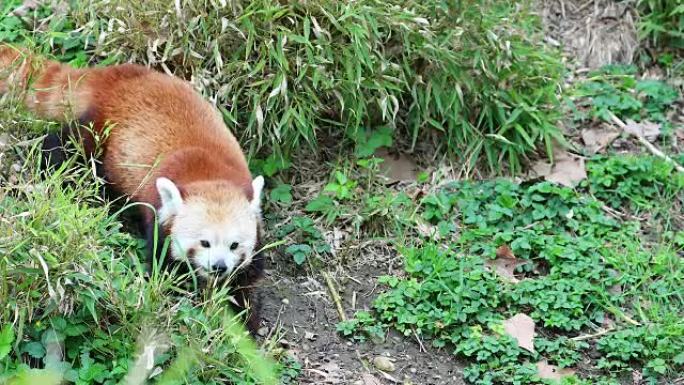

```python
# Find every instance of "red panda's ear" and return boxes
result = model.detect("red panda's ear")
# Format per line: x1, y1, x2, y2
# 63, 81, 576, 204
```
250, 176, 264, 213
156, 177, 183, 221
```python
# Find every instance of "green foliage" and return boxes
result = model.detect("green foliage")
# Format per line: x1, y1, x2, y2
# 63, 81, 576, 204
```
269, 183, 293, 205
306, 170, 358, 223
573, 64, 680, 128
251, 153, 291, 178
336, 311, 385, 343
353, 126, 393, 158
285, 244, 312, 265
535, 337, 588, 369
582, 155, 684, 211
338, 155, 684, 383
67, 0, 563, 174
303, 163, 416, 239
276, 356, 302, 385
596, 325, 684, 377
637, 0, 684, 49
0, 325, 14, 361
323, 171, 358, 201
0, 126, 278, 384
0, 0, 90, 65
276, 216, 331, 266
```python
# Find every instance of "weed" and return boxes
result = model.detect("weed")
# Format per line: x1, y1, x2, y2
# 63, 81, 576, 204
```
276, 356, 302, 385
582, 155, 684, 213
269, 183, 293, 206
276, 216, 330, 266
573, 64, 680, 133
338, 156, 684, 383
305, 169, 359, 224
637, 0, 684, 50
67, 0, 563, 174
534, 337, 588, 369
0, 0, 90, 65
0, 116, 279, 384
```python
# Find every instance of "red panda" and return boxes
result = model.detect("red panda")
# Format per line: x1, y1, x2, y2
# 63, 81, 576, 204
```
0, 45, 266, 333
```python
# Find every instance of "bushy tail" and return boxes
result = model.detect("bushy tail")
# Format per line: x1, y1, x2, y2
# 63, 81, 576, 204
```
0, 44, 91, 121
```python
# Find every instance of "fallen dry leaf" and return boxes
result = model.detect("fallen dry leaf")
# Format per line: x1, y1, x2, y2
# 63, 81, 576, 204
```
531, 150, 587, 187
581, 128, 620, 154
623, 119, 660, 142
484, 245, 526, 283
536, 359, 576, 381
375, 148, 419, 183
530, 161, 552, 178
496, 245, 515, 259
503, 313, 535, 353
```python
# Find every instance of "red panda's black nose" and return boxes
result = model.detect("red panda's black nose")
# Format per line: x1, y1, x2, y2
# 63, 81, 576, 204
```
212, 261, 228, 274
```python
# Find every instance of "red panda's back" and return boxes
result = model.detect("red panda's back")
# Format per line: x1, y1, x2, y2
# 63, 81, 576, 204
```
83, 65, 250, 199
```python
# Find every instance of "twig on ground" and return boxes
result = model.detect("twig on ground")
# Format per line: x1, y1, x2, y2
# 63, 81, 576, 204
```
412, 328, 427, 353
600, 204, 641, 221
571, 327, 614, 341
608, 111, 684, 173
323, 271, 346, 321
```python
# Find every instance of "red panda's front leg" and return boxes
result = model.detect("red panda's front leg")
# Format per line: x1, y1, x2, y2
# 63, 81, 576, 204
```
232, 249, 265, 335
40, 120, 98, 174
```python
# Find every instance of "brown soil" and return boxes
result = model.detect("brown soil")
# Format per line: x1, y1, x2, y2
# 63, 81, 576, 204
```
256, 250, 465, 385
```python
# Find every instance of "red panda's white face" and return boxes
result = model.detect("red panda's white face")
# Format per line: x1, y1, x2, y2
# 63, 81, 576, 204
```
156, 176, 264, 278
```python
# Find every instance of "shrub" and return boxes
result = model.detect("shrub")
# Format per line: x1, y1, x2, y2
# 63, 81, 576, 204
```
337, 158, 684, 383
637, 0, 684, 50
0, 118, 278, 384
69, 0, 564, 174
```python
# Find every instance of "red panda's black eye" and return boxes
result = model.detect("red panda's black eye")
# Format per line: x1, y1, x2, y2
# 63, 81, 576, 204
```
230, 242, 239, 250
200, 240, 211, 248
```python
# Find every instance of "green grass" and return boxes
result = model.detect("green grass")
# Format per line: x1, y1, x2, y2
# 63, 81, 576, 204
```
336, 155, 684, 384
0, 107, 281, 384
63, 0, 564, 174
637, 0, 684, 50
570, 64, 680, 137
3, 1, 684, 385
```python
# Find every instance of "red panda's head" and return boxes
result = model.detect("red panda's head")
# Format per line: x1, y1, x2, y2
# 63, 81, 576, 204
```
155, 176, 264, 278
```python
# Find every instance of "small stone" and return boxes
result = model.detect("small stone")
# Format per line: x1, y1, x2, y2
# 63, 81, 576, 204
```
279, 339, 291, 348
12, 163, 21, 172
281, 298, 290, 305
305, 331, 316, 340
256, 327, 269, 337
0, 133, 8, 149
372, 356, 395, 372
409, 368, 417, 374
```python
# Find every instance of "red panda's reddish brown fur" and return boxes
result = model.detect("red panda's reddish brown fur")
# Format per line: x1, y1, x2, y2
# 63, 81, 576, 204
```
1, 45, 265, 333
0, 45, 252, 224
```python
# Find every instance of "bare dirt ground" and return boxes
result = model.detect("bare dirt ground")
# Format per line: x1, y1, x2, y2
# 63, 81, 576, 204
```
250, 2, 684, 385
256, 259, 464, 385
